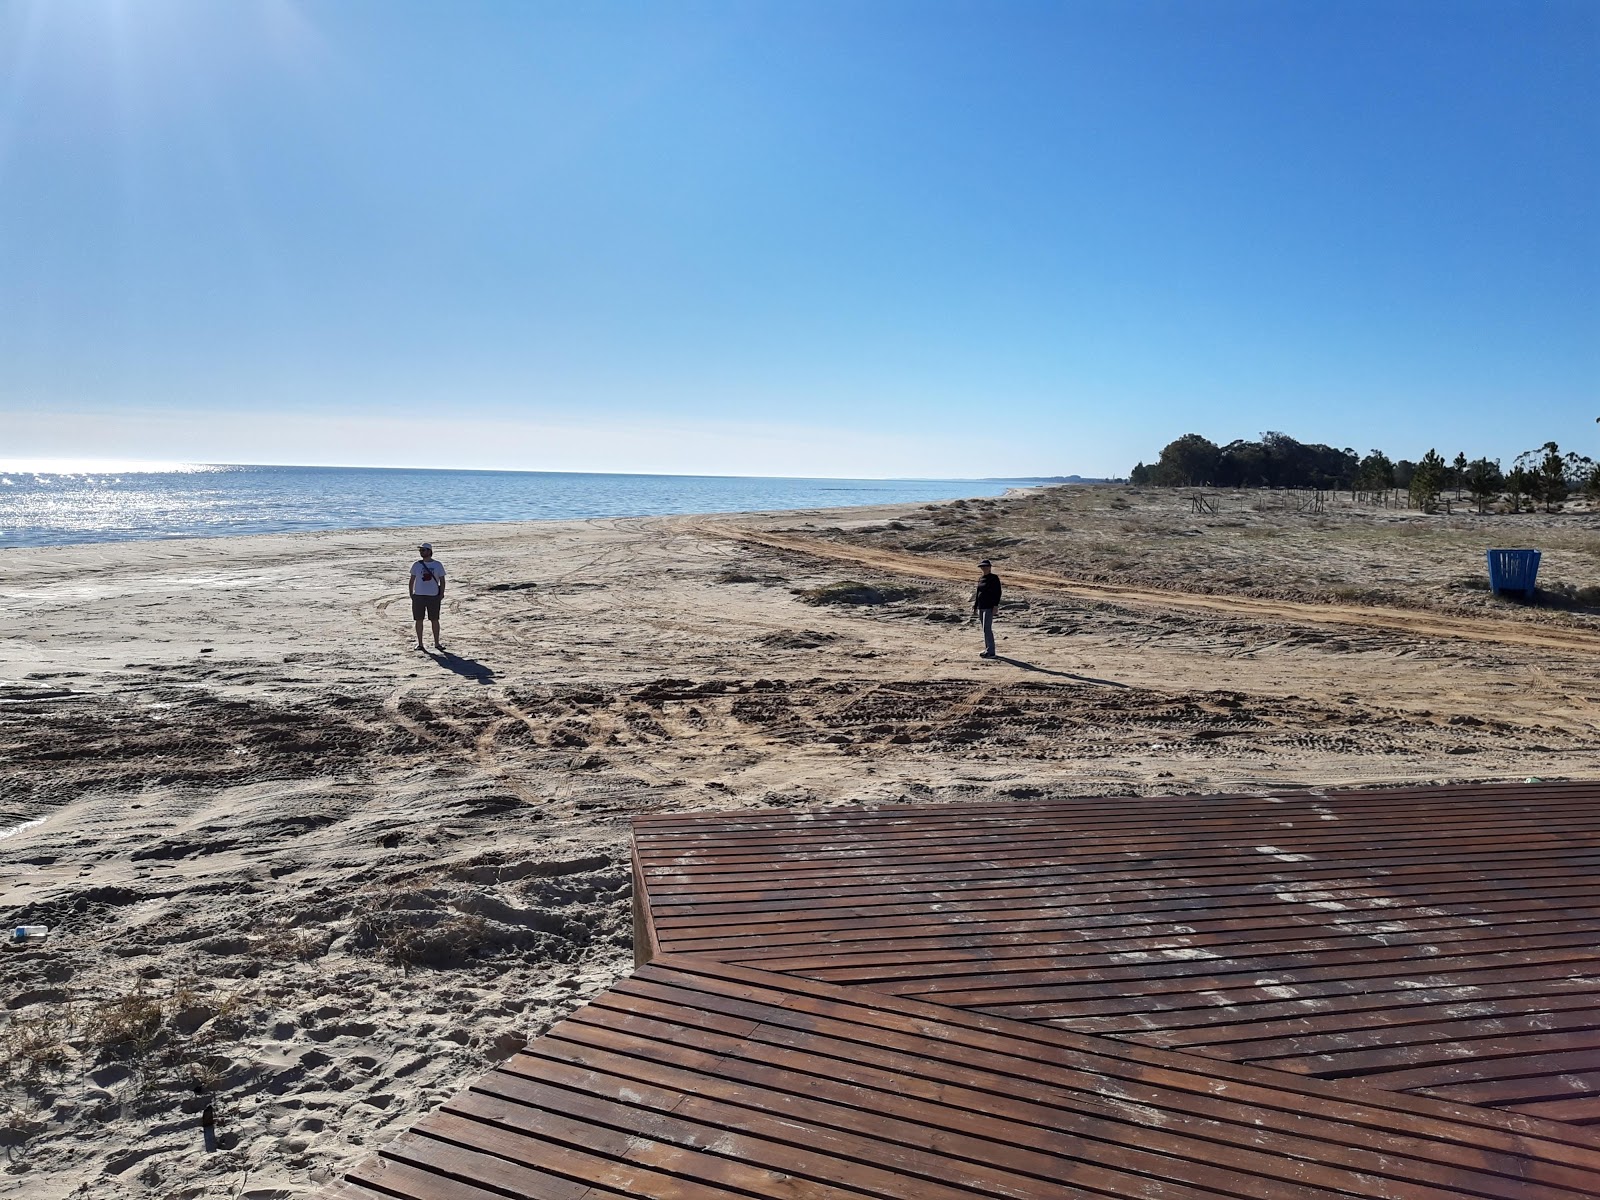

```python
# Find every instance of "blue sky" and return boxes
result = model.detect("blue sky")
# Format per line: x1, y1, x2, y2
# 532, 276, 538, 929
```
2, 0, 1595, 477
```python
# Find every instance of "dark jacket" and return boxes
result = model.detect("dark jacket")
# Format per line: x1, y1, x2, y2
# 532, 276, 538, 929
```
973, 573, 1002, 610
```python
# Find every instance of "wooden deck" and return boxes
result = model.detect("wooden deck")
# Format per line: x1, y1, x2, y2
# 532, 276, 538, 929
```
637, 780, 1600, 1126
328, 782, 1600, 1197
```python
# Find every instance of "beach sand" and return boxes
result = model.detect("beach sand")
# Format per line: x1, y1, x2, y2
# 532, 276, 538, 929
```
4, 485, 1599, 1197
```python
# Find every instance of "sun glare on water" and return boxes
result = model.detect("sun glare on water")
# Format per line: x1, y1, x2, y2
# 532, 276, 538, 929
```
0, 459, 219, 475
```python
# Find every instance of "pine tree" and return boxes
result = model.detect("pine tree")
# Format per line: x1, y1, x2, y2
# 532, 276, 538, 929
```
1464, 458, 1503, 514
1408, 449, 1447, 514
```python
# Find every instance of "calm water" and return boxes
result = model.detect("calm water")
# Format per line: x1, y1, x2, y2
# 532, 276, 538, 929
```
0, 464, 1030, 549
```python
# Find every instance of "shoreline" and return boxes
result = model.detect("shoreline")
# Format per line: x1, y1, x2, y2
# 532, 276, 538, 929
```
0, 470, 1044, 554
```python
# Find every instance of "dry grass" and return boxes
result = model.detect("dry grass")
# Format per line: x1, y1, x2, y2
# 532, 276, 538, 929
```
252, 924, 329, 962
798, 581, 920, 607
350, 884, 494, 968
842, 485, 1600, 621
0, 1015, 72, 1080
1, 973, 254, 1112
81, 985, 164, 1055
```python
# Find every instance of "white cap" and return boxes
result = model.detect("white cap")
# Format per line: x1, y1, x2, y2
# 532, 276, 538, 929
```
418, 542, 432, 551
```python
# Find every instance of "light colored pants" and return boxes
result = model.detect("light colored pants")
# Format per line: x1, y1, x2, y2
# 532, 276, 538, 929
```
977, 606, 995, 655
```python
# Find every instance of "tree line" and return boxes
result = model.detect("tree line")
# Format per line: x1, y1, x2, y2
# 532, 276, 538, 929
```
1128, 432, 1599, 515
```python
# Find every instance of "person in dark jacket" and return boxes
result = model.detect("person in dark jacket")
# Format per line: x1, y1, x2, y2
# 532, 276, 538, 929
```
972, 559, 1002, 658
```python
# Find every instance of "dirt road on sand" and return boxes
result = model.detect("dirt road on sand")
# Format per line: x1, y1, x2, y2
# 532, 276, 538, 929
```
705, 523, 1600, 657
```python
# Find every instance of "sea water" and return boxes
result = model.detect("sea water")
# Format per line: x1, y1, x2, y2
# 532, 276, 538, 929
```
0, 464, 1031, 549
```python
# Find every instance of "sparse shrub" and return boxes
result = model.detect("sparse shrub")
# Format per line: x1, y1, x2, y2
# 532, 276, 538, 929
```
1, 1016, 72, 1079
350, 885, 495, 968
83, 985, 164, 1055
253, 925, 328, 961
1535, 582, 1600, 608
382, 913, 490, 968
798, 582, 919, 606
1329, 585, 1386, 604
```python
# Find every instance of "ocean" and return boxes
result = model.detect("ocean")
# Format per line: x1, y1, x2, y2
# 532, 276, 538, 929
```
0, 464, 1034, 549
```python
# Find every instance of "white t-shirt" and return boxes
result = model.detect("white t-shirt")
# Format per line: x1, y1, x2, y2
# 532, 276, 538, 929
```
410, 558, 446, 596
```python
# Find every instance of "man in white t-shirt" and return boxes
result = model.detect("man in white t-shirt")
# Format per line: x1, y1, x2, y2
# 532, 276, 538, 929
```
408, 542, 446, 651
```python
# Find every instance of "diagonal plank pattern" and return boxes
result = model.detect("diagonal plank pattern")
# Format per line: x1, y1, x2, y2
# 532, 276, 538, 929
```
635, 781, 1600, 1127
330, 956, 1600, 1200
327, 782, 1600, 1198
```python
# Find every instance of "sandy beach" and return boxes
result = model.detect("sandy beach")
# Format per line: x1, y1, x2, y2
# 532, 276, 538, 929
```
4, 484, 1600, 1198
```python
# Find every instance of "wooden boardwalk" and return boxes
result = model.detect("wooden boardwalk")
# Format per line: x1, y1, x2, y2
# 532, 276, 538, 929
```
638, 780, 1600, 1126
328, 782, 1600, 1198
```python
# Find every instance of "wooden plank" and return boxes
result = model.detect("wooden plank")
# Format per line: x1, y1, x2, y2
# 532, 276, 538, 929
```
1507, 1096, 1600, 1123
1075, 972, 1600, 1036
644, 850, 1600, 905
638, 799, 1599, 852
364, 1131, 619, 1200
780, 920, 1600, 985
630, 780, 1600, 838
640, 834, 1600, 891
1211, 1005, 1600, 1065
547, 993, 1568, 1199
324, 953, 1600, 1200
630, 837, 659, 966
415, 1107, 870, 1200
632, 783, 1600, 1133
443, 1085, 995, 1200
631, 956, 1600, 1161
647, 868, 1600, 931
473, 1052, 1336, 1200
652, 899, 1599, 959
1417, 1072, 1600, 1106
1352, 1048, 1600, 1092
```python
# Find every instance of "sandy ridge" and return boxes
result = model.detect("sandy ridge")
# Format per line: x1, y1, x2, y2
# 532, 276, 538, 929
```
704, 522, 1600, 657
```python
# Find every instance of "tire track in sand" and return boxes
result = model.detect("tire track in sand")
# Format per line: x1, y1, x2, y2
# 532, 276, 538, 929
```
700, 523, 1600, 657
381, 683, 546, 804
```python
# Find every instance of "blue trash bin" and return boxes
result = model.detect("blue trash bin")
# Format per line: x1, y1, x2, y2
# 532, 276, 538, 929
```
1486, 549, 1540, 598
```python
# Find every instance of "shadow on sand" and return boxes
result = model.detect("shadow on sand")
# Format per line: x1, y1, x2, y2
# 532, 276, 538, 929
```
428, 650, 497, 684
992, 656, 1127, 688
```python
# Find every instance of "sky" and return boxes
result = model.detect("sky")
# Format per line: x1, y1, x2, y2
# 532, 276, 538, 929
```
1, 0, 1596, 478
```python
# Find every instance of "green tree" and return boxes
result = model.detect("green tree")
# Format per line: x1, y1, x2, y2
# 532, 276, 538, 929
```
1129, 462, 1152, 485
1516, 442, 1570, 513
1408, 449, 1447, 513
1451, 452, 1468, 498
1504, 464, 1533, 512
1357, 450, 1394, 492
1150, 434, 1221, 486
1566, 450, 1596, 504
1584, 459, 1600, 504
1463, 458, 1503, 514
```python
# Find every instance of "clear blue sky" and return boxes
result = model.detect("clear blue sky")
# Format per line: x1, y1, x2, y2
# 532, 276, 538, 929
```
2, 0, 1595, 477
